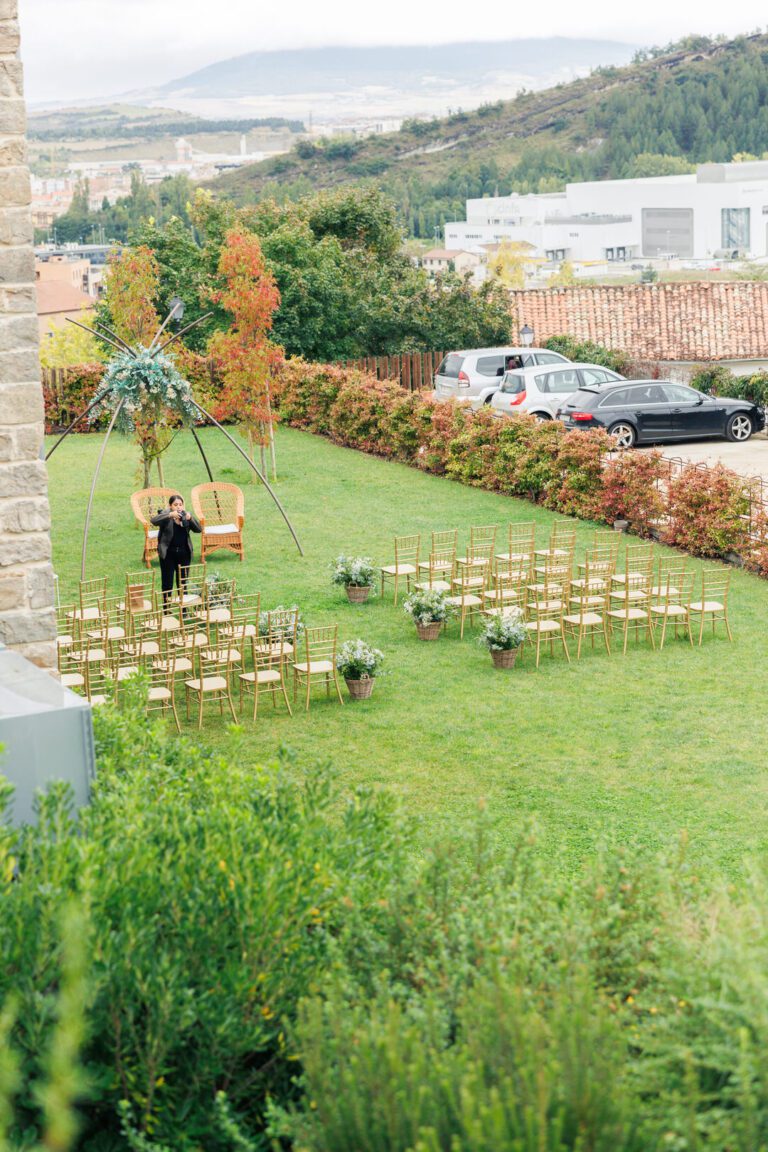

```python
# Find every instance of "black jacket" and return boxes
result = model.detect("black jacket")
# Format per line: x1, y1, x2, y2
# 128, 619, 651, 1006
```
150, 508, 202, 561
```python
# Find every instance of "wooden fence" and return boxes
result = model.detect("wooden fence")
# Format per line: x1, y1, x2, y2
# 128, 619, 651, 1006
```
336, 350, 446, 391
656, 454, 768, 549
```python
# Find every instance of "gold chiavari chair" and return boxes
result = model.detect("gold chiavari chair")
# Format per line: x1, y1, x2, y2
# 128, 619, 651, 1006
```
563, 584, 611, 659
534, 522, 576, 560
496, 521, 536, 564
612, 542, 654, 588
649, 570, 695, 650
184, 651, 237, 729
606, 572, 655, 655
219, 591, 261, 644
524, 575, 571, 669
415, 549, 455, 593
689, 569, 733, 644
146, 653, 180, 732
292, 625, 344, 711
482, 557, 527, 618
380, 535, 420, 605
239, 635, 293, 720
254, 607, 299, 667
446, 558, 488, 639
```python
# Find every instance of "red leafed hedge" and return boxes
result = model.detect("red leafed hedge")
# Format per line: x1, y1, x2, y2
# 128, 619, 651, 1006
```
272, 357, 764, 569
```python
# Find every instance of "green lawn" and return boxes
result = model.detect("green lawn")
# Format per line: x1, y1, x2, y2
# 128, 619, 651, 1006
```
46, 425, 768, 875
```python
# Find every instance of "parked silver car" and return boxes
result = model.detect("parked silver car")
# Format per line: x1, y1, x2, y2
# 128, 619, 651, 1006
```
433, 346, 570, 409
490, 363, 624, 422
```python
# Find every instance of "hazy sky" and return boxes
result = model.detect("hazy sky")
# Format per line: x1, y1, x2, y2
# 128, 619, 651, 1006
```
19, 0, 768, 103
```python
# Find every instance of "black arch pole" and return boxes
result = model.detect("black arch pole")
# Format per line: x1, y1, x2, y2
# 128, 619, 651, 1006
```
189, 423, 215, 483
190, 400, 304, 556
45, 385, 114, 461
93, 322, 135, 357
152, 313, 214, 359
81, 398, 125, 581
66, 317, 129, 359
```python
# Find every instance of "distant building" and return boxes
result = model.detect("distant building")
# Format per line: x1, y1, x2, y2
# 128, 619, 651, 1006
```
35, 280, 94, 338
421, 248, 482, 275
445, 161, 768, 262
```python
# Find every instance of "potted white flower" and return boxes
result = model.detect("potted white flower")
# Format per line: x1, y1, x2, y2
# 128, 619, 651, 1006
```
336, 639, 384, 700
403, 588, 453, 641
478, 610, 527, 668
331, 555, 377, 603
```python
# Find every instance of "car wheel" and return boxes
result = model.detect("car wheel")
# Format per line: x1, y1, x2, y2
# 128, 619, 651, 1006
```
532, 412, 551, 423
725, 412, 753, 442
608, 422, 637, 449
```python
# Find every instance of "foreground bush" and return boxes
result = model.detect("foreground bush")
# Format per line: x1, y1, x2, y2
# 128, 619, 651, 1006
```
665, 464, 752, 557
6, 695, 768, 1148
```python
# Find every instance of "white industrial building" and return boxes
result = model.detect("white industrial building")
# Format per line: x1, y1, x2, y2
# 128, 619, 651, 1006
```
444, 161, 768, 263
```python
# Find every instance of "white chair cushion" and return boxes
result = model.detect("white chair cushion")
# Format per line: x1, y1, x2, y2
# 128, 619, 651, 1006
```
205, 523, 239, 536
148, 529, 159, 540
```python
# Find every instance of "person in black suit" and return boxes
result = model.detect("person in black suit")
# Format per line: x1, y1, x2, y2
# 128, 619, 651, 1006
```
151, 494, 202, 609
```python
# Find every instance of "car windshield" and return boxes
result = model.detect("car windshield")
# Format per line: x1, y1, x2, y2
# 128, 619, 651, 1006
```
436, 354, 463, 379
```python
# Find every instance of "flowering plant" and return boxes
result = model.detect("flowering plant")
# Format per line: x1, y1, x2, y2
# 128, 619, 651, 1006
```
95, 348, 198, 435
335, 639, 384, 680
330, 555, 377, 589
477, 610, 527, 651
402, 588, 454, 625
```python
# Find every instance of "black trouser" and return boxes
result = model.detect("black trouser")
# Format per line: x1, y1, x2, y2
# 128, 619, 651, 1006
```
160, 545, 191, 609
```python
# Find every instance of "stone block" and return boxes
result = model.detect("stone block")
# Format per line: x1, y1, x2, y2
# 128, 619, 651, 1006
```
0, 59, 20, 100
14, 640, 57, 671
0, 313, 37, 351
0, 381, 43, 423
0, 568, 24, 610
0, 458, 48, 496
0, 244, 33, 283
0, 166, 29, 208
0, 283, 35, 312
13, 422, 42, 457
0, 495, 50, 532
0, 20, 20, 54
0, 531, 51, 567
0, 351, 39, 384
0, 98, 24, 135
0, 136, 24, 167
0, 606, 55, 645
26, 563, 55, 609
0, 3, 18, 23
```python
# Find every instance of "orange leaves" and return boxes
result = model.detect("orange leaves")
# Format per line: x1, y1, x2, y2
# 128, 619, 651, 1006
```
208, 229, 282, 439
104, 245, 160, 346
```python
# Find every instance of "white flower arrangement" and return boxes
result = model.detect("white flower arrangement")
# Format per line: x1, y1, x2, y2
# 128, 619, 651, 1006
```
336, 639, 384, 680
403, 588, 454, 625
258, 604, 305, 639
330, 554, 377, 589
478, 609, 527, 651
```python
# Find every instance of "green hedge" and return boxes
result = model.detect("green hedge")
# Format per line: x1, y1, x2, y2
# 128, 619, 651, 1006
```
273, 358, 761, 563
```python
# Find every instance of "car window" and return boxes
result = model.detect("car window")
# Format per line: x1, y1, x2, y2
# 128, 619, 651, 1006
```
535, 352, 568, 365
662, 384, 701, 404
537, 368, 582, 394
501, 372, 526, 394
436, 354, 463, 379
598, 388, 632, 408
629, 384, 669, 404
580, 368, 612, 386
476, 354, 505, 377
520, 354, 536, 367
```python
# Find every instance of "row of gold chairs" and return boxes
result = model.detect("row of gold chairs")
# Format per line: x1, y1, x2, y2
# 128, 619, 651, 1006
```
382, 526, 733, 665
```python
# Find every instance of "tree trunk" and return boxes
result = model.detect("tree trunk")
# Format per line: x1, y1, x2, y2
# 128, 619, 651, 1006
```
156, 452, 165, 486
246, 426, 257, 483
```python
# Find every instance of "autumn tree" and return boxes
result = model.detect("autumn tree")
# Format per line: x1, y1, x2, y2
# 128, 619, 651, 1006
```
101, 245, 175, 486
208, 228, 282, 478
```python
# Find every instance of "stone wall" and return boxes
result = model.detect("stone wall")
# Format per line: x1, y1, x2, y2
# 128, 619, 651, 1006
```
0, 0, 56, 669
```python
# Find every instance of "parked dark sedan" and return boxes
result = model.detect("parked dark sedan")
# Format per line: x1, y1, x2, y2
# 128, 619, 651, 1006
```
558, 380, 764, 448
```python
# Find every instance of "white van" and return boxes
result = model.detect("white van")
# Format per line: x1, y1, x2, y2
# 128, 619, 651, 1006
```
433, 346, 570, 410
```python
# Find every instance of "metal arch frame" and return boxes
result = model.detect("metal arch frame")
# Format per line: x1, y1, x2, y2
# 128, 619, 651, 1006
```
56, 308, 304, 578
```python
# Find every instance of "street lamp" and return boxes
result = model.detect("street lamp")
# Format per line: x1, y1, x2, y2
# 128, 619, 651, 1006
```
169, 296, 185, 323
520, 324, 534, 347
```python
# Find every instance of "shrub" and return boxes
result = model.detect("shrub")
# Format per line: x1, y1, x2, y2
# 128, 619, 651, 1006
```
665, 464, 752, 557
689, 362, 736, 394
543, 335, 631, 375
505, 416, 565, 503
403, 587, 453, 624
42, 363, 106, 433
601, 450, 666, 536
445, 407, 503, 488
548, 428, 612, 519
477, 610, 527, 650
330, 555, 377, 588
416, 399, 470, 474
718, 370, 768, 407
327, 377, 403, 455
272, 358, 352, 434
